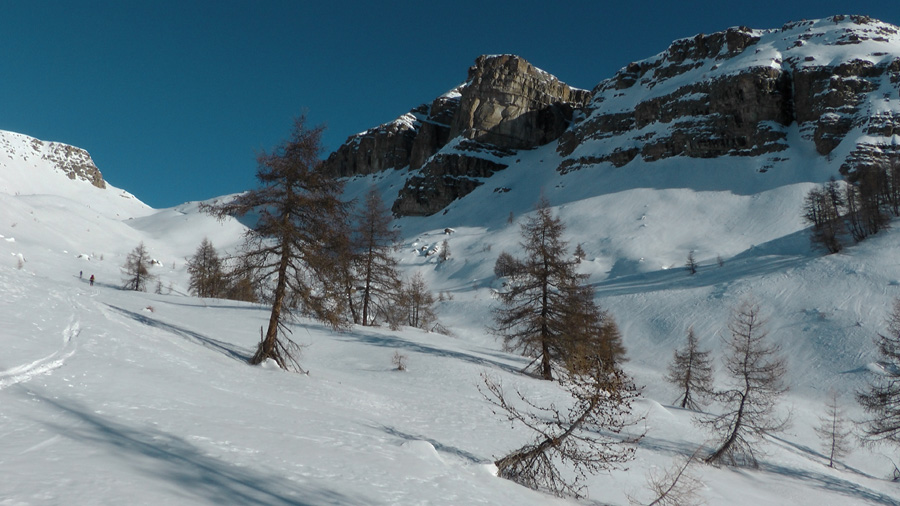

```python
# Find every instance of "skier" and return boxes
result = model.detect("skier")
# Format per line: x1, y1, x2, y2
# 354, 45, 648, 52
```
90, 274, 95, 287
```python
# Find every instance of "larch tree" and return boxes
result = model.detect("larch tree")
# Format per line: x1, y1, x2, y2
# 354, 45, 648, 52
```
857, 298, 900, 451
122, 242, 156, 292
202, 115, 350, 371
701, 300, 789, 467
186, 237, 226, 298
391, 272, 438, 331
559, 282, 627, 374
492, 198, 576, 380
815, 390, 852, 468
803, 178, 845, 254
492, 198, 623, 380
352, 186, 401, 326
666, 326, 714, 410
685, 250, 698, 275
482, 358, 642, 498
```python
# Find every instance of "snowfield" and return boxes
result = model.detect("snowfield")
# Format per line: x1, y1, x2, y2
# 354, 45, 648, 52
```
3, 114, 900, 506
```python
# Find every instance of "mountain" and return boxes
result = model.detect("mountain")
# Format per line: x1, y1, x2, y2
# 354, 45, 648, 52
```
4, 17, 900, 505
324, 15, 900, 217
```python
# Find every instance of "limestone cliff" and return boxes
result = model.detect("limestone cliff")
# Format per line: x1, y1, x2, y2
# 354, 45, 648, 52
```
323, 16, 900, 217
321, 55, 588, 215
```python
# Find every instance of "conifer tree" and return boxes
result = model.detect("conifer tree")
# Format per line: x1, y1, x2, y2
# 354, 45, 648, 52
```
560, 283, 627, 374
186, 237, 226, 298
353, 186, 401, 326
857, 299, 900, 449
666, 327, 714, 410
701, 300, 789, 466
202, 115, 350, 371
685, 250, 698, 275
815, 390, 852, 468
122, 242, 156, 292
492, 198, 623, 380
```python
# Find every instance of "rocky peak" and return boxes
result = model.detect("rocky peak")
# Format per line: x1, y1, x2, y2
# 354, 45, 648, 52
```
558, 15, 900, 175
324, 16, 900, 217
0, 130, 106, 191
450, 54, 590, 149
321, 54, 587, 215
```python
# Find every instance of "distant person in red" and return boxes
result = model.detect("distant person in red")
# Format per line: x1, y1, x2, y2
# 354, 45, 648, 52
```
90, 274, 95, 286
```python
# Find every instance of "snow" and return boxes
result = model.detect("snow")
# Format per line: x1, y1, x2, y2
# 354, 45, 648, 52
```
5, 20, 900, 502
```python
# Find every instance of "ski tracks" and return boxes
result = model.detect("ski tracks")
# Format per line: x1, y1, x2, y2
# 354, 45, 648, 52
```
0, 306, 82, 391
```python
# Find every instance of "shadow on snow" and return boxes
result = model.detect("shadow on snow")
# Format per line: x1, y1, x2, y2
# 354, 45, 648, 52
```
332, 328, 527, 376
30, 392, 367, 506
105, 305, 252, 363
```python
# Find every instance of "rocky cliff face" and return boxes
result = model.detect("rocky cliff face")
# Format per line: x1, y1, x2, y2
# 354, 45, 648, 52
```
559, 16, 900, 178
321, 55, 589, 215
0, 131, 106, 190
324, 16, 900, 216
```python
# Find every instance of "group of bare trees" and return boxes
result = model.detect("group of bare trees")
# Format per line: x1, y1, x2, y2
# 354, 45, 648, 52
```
662, 296, 900, 476
191, 115, 440, 371
857, 299, 900, 466
665, 302, 789, 467
805, 157, 900, 253
183, 238, 258, 302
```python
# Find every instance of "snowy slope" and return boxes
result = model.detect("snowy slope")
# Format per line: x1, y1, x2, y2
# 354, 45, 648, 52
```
4, 98, 900, 506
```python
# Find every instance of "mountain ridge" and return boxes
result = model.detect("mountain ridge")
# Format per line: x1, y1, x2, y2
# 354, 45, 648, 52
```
324, 15, 900, 217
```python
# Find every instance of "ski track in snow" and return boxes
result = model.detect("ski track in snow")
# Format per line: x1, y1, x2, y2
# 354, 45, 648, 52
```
0, 310, 81, 390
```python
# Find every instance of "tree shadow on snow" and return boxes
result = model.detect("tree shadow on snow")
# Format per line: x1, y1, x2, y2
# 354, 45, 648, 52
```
160, 299, 269, 313
755, 459, 900, 506
29, 393, 366, 506
593, 229, 815, 299
332, 329, 527, 375
105, 305, 252, 363
376, 425, 490, 465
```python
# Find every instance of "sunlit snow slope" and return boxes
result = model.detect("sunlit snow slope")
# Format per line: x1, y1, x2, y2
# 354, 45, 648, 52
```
3, 97, 900, 505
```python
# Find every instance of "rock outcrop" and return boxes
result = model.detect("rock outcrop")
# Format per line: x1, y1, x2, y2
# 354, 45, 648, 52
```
40, 140, 107, 189
323, 16, 900, 217
321, 55, 588, 215
558, 16, 900, 177
449, 55, 591, 149
0, 131, 106, 190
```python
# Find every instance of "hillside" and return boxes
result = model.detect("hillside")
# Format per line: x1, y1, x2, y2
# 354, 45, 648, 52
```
4, 17, 900, 506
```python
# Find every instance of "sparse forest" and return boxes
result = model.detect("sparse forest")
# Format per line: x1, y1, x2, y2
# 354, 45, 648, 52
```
804, 157, 900, 252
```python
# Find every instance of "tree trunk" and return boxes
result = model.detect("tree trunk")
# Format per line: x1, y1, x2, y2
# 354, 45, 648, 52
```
706, 392, 746, 464
251, 244, 290, 365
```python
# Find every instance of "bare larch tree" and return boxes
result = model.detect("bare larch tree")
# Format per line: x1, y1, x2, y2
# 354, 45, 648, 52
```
122, 242, 156, 292
857, 298, 900, 451
203, 115, 349, 371
815, 390, 852, 468
701, 300, 789, 466
352, 186, 401, 326
482, 358, 642, 498
666, 326, 714, 410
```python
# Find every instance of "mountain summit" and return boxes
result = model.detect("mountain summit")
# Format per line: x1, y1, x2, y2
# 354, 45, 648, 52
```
324, 15, 900, 216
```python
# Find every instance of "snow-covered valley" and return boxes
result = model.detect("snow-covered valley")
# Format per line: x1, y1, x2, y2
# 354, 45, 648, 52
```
2, 121, 900, 505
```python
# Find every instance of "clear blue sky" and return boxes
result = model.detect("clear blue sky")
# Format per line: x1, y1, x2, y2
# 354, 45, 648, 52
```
2, 1, 899, 208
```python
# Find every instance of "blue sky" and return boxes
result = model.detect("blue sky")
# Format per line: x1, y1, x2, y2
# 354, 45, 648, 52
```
2, 1, 899, 208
